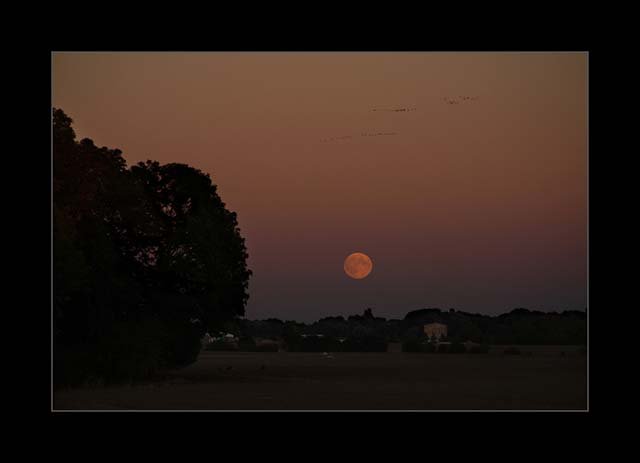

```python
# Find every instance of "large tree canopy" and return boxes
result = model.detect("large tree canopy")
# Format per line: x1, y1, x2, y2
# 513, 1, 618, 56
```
53, 108, 251, 386
130, 161, 251, 325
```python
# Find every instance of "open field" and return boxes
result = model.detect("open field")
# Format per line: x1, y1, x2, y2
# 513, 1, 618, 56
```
53, 348, 587, 411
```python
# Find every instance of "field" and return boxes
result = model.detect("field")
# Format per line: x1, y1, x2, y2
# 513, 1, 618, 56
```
53, 347, 587, 411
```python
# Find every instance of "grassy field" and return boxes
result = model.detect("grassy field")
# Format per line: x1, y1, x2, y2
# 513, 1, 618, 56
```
53, 347, 587, 411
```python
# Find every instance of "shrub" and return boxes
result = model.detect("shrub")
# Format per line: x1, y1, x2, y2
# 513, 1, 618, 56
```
159, 319, 204, 369
54, 315, 206, 388
66, 318, 168, 386
54, 343, 98, 388
504, 347, 521, 355
206, 341, 239, 351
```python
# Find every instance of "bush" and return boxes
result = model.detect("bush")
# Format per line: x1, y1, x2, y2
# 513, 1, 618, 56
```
54, 343, 99, 388
54, 318, 169, 388
504, 347, 521, 355
159, 319, 203, 369
469, 344, 490, 354
206, 341, 238, 351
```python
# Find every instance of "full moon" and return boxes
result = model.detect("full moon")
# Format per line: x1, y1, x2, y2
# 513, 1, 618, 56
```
344, 252, 373, 279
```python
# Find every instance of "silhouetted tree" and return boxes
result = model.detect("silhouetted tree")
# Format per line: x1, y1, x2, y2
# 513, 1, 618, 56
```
131, 160, 252, 329
53, 108, 251, 386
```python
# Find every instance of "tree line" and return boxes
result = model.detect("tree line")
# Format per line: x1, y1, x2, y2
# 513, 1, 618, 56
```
223, 307, 586, 348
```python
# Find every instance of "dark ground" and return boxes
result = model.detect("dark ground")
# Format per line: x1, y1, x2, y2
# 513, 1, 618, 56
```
53, 346, 587, 411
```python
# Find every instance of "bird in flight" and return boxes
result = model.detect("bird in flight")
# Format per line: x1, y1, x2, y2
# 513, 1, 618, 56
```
444, 96, 478, 105
320, 135, 353, 143
371, 107, 417, 112
320, 132, 397, 142
361, 132, 397, 137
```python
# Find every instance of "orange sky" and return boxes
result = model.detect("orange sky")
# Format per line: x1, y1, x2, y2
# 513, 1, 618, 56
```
52, 52, 587, 321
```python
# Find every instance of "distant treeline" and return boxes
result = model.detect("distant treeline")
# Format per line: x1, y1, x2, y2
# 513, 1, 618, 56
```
223, 307, 586, 346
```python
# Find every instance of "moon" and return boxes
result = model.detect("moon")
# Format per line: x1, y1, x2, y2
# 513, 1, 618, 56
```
344, 252, 373, 279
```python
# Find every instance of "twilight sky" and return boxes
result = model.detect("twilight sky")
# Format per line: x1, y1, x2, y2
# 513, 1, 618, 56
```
52, 52, 587, 322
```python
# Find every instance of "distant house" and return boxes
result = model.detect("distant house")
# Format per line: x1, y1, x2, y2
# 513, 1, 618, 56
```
424, 322, 448, 340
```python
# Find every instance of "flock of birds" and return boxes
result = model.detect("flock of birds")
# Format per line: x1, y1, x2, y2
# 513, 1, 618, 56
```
371, 107, 417, 112
319, 96, 479, 143
361, 132, 397, 137
443, 95, 479, 105
320, 132, 397, 143
320, 135, 353, 143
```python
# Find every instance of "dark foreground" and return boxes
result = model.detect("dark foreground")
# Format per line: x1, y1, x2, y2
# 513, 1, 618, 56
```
54, 347, 587, 411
